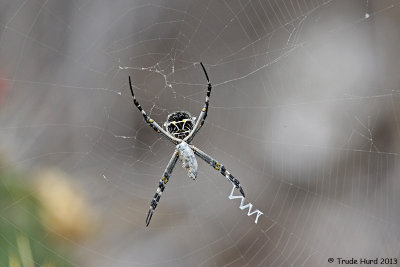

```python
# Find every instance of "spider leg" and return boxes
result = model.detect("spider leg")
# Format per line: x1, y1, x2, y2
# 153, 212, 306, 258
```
184, 62, 212, 142
129, 76, 179, 144
189, 145, 245, 197
146, 150, 179, 227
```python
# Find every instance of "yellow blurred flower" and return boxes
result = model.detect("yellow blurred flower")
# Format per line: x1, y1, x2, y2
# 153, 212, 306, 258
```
34, 169, 95, 241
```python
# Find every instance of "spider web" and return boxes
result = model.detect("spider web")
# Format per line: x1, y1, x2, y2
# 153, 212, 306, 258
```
1, 0, 400, 266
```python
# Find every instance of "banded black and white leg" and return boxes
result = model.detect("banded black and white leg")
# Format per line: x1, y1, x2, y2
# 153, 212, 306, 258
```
184, 62, 212, 142
129, 76, 179, 144
146, 150, 179, 227
189, 145, 245, 197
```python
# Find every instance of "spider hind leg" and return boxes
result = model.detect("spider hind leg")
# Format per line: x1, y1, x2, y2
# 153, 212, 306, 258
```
146, 209, 154, 227
223, 168, 245, 197
221, 166, 245, 197
191, 145, 245, 197
145, 151, 179, 227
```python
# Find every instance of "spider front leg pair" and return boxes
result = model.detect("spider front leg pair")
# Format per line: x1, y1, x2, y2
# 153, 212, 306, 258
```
127, 62, 211, 145
128, 62, 245, 226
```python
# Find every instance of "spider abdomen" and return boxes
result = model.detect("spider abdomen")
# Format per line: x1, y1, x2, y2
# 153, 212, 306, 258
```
176, 141, 198, 180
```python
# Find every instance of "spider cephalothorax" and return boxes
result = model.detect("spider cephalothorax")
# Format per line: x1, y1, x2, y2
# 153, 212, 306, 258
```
164, 111, 196, 140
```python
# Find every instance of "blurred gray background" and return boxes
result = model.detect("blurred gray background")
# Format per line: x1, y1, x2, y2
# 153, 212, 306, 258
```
1, 0, 400, 266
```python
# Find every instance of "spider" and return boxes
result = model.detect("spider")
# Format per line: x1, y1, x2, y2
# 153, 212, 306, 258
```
128, 63, 245, 226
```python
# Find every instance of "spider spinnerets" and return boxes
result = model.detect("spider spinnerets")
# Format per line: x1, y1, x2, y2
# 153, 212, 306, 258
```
164, 111, 196, 140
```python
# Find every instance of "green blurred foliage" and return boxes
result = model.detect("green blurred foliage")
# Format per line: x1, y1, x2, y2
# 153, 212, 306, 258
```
0, 165, 73, 267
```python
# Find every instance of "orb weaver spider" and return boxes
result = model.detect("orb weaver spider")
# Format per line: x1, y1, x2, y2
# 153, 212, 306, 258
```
128, 63, 245, 226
